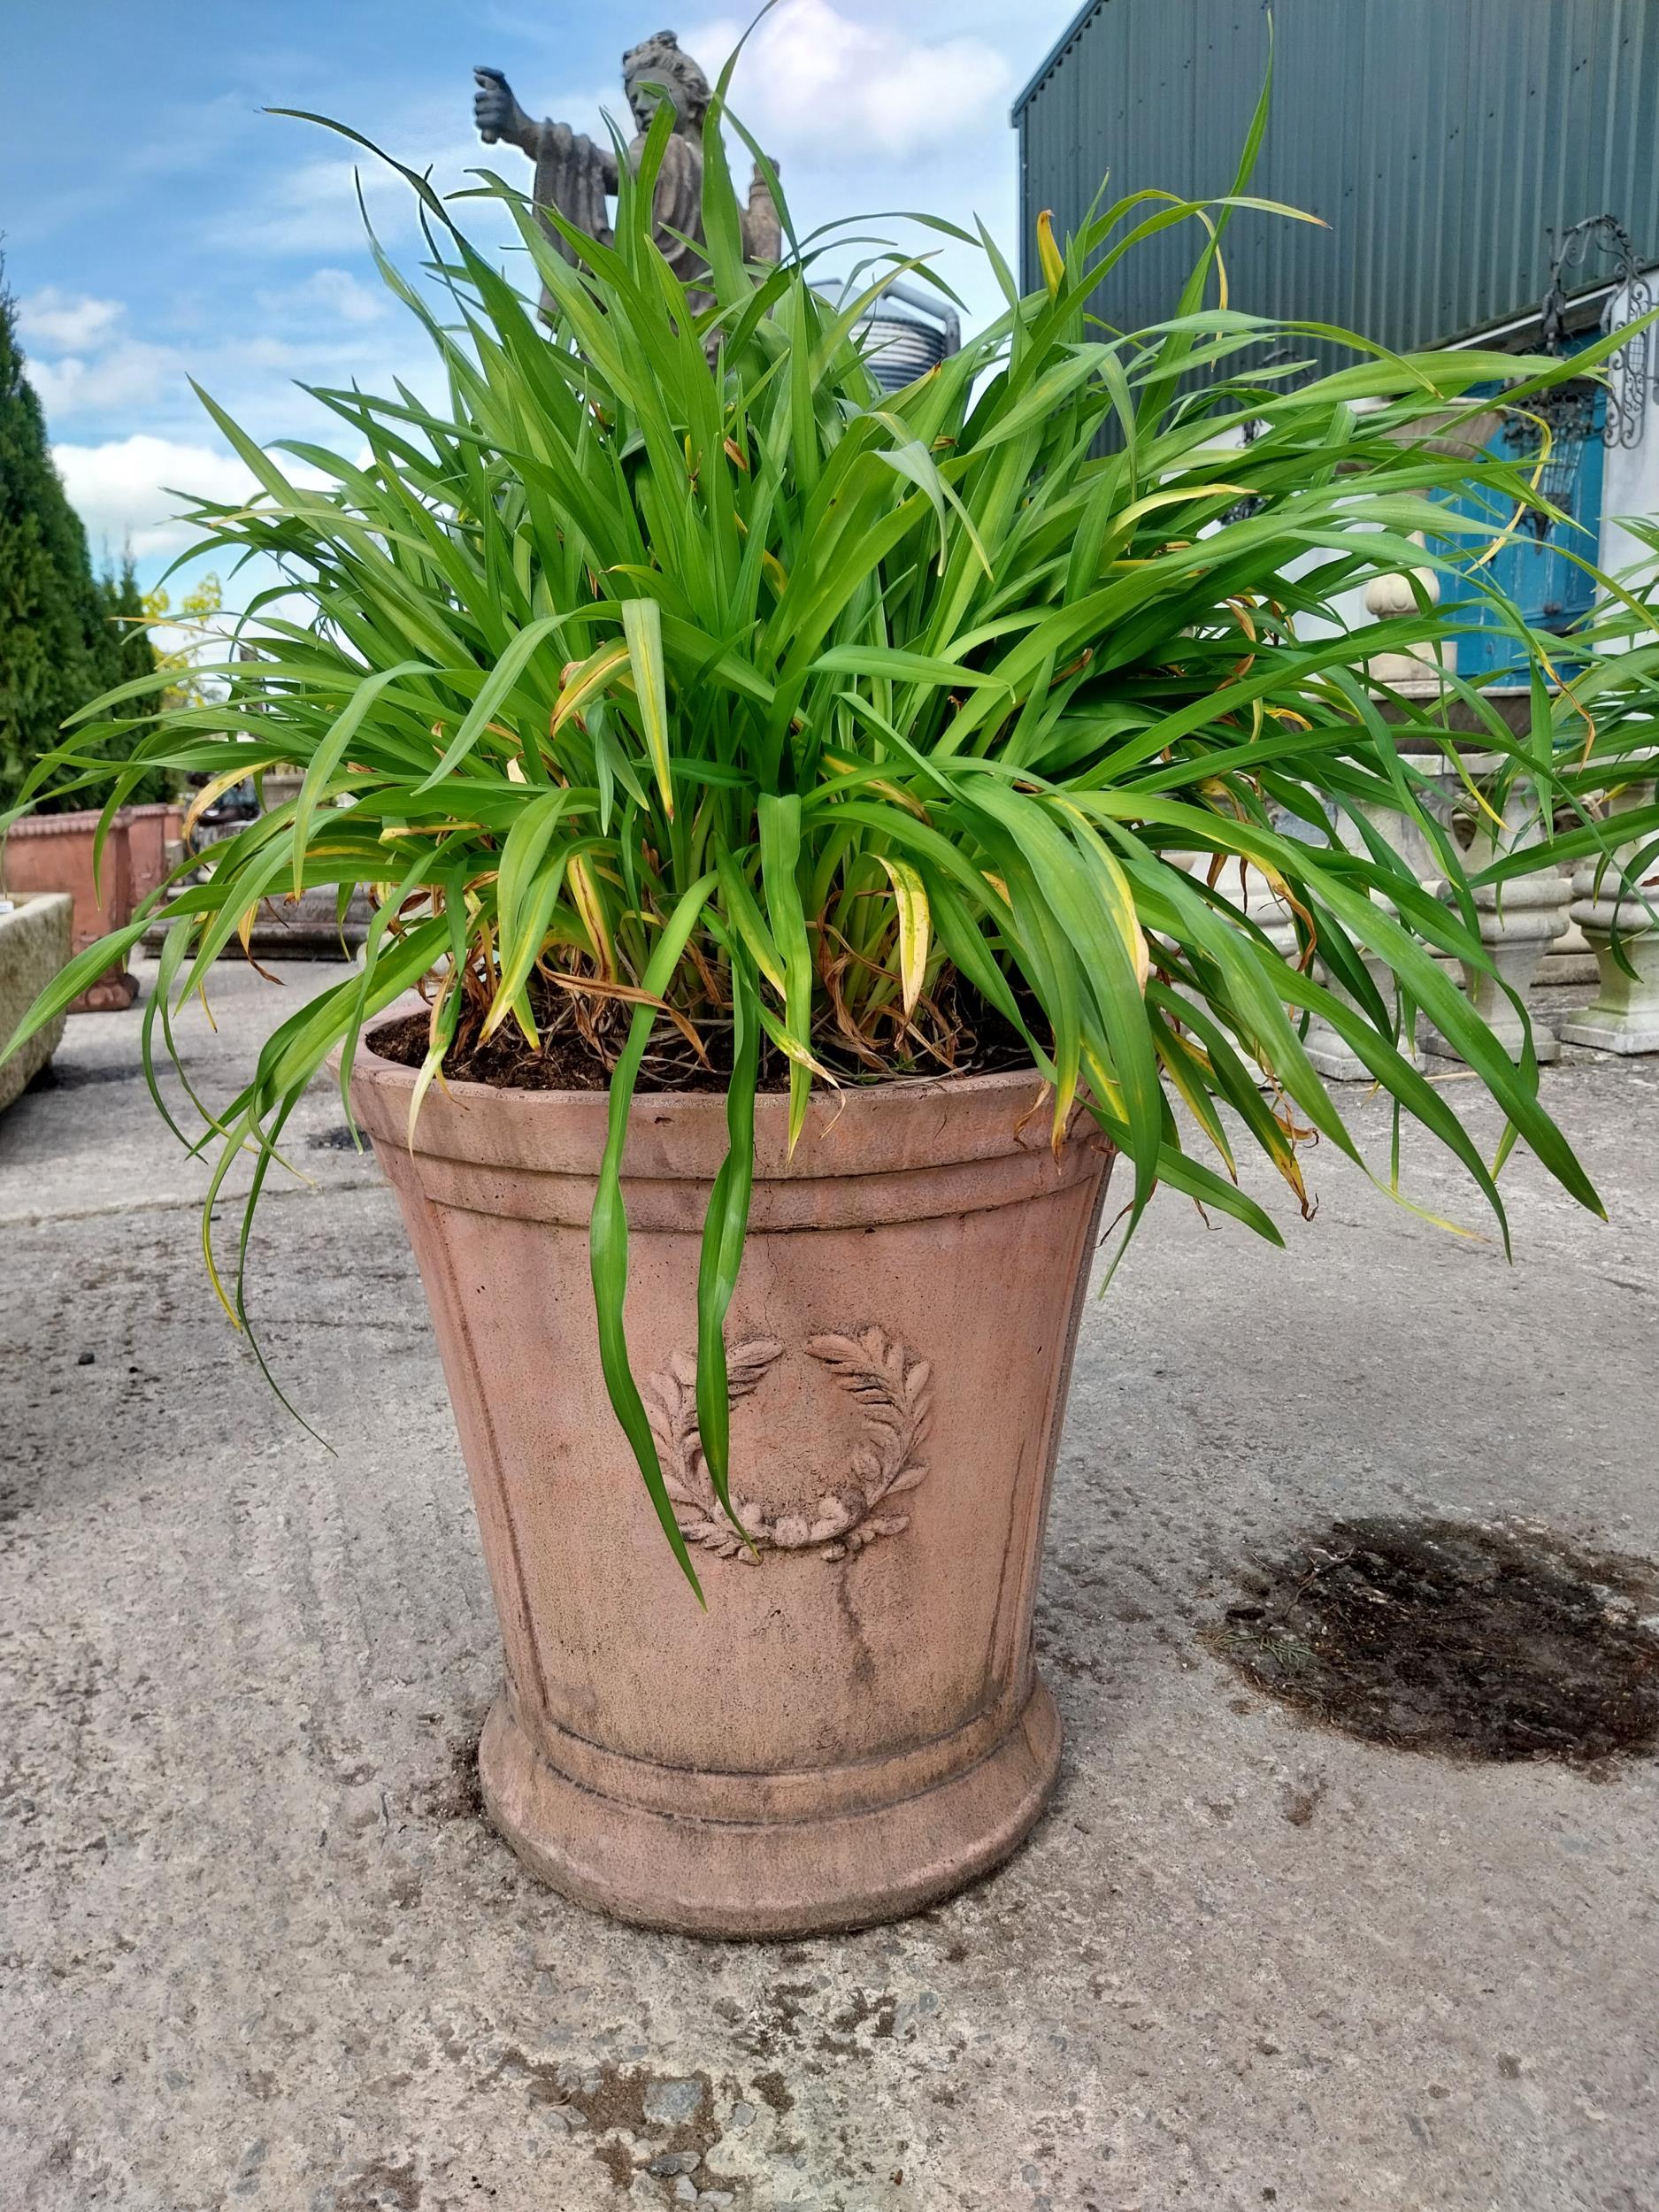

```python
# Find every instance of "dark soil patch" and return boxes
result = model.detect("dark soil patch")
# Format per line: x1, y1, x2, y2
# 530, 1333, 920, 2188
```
307, 1122, 365, 1151
1208, 1517, 1659, 1766
333, 2159, 422, 2212
591, 2138, 634, 2191
408, 1729, 485, 1824
366, 972, 1042, 1096
488, 2055, 736, 2198
751, 2069, 795, 2115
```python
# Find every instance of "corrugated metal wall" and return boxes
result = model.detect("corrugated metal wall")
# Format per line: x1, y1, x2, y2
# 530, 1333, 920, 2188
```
1016, 0, 1659, 351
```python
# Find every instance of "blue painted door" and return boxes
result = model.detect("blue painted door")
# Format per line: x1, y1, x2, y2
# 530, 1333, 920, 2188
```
1438, 351, 1606, 684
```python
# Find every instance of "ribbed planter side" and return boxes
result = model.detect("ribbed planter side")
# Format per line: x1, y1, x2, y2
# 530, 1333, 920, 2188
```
349, 1047, 1112, 1937
1, 810, 137, 1012
127, 803, 180, 909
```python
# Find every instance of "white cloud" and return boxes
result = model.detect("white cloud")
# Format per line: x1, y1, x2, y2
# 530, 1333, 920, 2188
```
210, 129, 495, 259
211, 150, 415, 258
51, 433, 328, 559
29, 340, 188, 424
15, 287, 127, 355
256, 266, 388, 326
686, 0, 1010, 160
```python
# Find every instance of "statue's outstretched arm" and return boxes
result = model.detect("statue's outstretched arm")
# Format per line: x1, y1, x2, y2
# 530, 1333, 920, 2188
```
473, 67, 544, 160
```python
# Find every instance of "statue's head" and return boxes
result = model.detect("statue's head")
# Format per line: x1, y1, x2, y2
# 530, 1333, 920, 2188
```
622, 30, 711, 134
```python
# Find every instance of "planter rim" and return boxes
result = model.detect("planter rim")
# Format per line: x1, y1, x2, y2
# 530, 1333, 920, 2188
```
4, 805, 134, 835
358, 1022, 1071, 1141
0, 887, 73, 912
357, 1015, 1051, 1113
346, 1011, 1103, 1218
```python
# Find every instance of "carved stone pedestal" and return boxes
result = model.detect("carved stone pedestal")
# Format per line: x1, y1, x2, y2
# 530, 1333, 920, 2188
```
1303, 935, 1410, 1083
1421, 767, 1571, 1065
1300, 800, 1425, 1084
1179, 856, 1300, 960
1560, 779, 1659, 1056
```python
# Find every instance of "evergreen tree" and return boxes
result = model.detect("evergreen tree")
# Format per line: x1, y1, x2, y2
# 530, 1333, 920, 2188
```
97, 557, 145, 687
0, 270, 159, 813
94, 553, 166, 802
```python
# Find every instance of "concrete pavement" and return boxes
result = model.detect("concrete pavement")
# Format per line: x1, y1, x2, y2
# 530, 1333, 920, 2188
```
4, 956, 1658, 2212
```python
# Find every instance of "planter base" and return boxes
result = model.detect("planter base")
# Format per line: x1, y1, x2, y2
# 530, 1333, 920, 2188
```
1557, 1009, 1659, 1056
478, 1675, 1063, 1939
1421, 1011, 1560, 1065
70, 966, 140, 1016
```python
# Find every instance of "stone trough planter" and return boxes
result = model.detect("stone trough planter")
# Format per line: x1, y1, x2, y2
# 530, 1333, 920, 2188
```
0, 892, 73, 1111
1, 809, 138, 1012
349, 1038, 1113, 1937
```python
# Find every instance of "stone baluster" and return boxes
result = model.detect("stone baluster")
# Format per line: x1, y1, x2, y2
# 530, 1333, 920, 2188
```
1363, 556, 1448, 703
1301, 563, 1452, 1079
1559, 775, 1659, 1055
1301, 807, 1414, 1082
1420, 759, 1572, 1064
1220, 858, 1302, 964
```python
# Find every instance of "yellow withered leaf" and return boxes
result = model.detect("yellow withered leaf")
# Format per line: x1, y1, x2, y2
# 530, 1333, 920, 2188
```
1036, 209, 1065, 297
549, 643, 632, 741
185, 766, 255, 841
875, 856, 931, 1017
568, 855, 614, 977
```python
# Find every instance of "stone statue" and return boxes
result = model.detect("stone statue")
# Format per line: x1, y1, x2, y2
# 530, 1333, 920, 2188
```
472, 31, 782, 323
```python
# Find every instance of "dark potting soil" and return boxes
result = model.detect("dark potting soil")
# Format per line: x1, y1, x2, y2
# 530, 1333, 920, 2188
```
366, 972, 1045, 1096
1208, 1517, 1659, 1767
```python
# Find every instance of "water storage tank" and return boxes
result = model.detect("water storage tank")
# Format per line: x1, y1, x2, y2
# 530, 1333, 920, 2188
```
850, 280, 962, 394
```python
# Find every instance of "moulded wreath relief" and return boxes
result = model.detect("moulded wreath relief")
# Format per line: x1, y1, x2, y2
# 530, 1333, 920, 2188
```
645, 1328, 933, 1563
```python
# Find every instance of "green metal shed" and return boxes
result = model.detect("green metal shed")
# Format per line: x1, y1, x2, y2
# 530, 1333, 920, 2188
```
1014, 0, 1659, 351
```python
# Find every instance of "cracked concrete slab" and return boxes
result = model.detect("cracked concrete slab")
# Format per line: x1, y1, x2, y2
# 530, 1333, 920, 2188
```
4, 959, 1657, 2211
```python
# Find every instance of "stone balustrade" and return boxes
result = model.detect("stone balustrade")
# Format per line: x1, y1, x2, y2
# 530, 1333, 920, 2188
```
1184, 558, 1653, 1074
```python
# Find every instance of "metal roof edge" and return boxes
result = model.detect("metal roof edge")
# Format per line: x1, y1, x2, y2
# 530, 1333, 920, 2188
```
1010, 0, 1109, 122
1440, 271, 1652, 354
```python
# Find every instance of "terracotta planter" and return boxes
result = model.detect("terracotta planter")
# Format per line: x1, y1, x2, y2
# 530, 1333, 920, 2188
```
349, 1041, 1112, 1937
1, 809, 137, 1012
126, 802, 177, 909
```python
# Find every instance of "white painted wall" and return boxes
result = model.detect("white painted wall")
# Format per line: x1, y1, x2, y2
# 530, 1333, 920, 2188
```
1599, 273, 1659, 576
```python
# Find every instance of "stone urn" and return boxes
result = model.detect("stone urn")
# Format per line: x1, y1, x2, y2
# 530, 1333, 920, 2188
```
0, 808, 139, 1012
1420, 759, 1571, 1064
349, 1040, 1113, 1937
1560, 777, 1659, 1056
244, 767, 373, 956
259, 767, 306, 811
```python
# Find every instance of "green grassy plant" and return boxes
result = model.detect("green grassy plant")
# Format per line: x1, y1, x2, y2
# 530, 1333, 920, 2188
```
7, 69, 1658, 1591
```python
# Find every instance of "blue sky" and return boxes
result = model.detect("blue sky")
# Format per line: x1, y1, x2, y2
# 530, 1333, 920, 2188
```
1, 0, 1080, 612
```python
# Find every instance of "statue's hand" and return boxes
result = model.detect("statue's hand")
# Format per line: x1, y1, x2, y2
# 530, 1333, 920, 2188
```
473, 67, 534, 153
